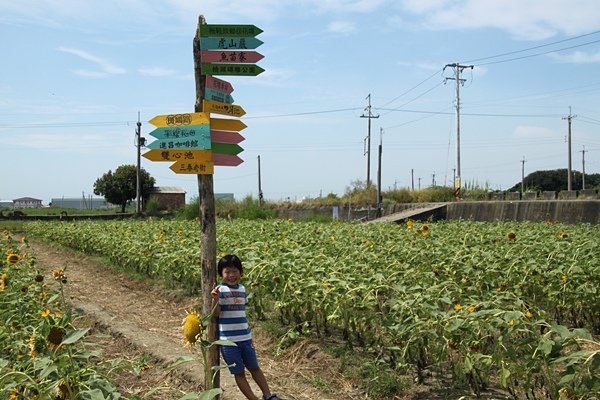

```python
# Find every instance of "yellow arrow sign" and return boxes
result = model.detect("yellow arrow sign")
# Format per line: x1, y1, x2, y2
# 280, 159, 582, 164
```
202, 99, 246, 117
170, 161, 215, 175
210, 117, 247, 132
149, 112, 209, 128
143, 149, 212, 162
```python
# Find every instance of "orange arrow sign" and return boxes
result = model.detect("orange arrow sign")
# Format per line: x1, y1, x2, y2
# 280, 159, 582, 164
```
143, 149, 212, 162
202, 99, 245, 117
170, 161, 215, 174
149, 112, 209, 128
210, 117, 247, 132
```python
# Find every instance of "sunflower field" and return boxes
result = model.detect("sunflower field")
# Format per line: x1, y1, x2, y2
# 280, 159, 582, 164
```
0, 230, 124, 398
25, 219, 600, 399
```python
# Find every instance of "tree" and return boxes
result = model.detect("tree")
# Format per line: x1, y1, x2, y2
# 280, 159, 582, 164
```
93, 165, 155, 213
508, 169, 600, 192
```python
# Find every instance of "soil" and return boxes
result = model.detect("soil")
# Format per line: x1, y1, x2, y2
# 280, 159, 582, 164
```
30, 240, 366, 400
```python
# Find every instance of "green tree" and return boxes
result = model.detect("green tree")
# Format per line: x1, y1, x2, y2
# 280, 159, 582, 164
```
509, 169, 600, 192
93, 165, 155, 213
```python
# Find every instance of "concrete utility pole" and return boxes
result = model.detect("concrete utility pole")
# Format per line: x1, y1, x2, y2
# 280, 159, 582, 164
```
581, 145, 587, 190
562, 107, 577, 191
376, 128, 383, 218
521, 156, 526, 195
444, 63, 473, 199
257, 155, 263, 206
411, 169, 414, 191
360, 94, 379, 187
135, 112, 144, 215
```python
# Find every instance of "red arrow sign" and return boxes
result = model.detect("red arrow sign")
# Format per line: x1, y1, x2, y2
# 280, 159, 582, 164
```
210, 130, 245, 144
205, 76, 234, 94
201, 50, 264, 64
212, 153, 243, 167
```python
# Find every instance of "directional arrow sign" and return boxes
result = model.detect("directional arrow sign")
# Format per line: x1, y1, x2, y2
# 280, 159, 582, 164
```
205, 88, 234, 104
170, 161, 215, 175
201, 50, 264, 64
143, 149, 212, 162
201, 63, 264, 76
205, 76, 234, 94
203, 99, 245, 117
148, 124, 209, 140
149, 112, 209, 128
213, 153, 243, 167
147, 137, 211, 150
200, 37, 263, 50
211, 142, 243, 155
200, 24, 263, 38
210, 117, 247, 132
210, 130, 245, 144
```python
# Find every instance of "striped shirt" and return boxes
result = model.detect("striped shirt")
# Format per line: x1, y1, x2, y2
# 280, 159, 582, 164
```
217, 283, 252, 342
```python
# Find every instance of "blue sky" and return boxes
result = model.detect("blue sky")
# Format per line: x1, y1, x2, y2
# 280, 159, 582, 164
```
1, 0, 600, 204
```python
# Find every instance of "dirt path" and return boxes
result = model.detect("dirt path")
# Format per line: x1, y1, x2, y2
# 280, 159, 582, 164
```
30, 240, 362, 400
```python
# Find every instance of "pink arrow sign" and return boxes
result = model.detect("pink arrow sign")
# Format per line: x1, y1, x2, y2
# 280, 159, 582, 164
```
213, 153, 243, 167
201, 50, 264, 64
210, 130, 245, 144
205, 76, 234, 94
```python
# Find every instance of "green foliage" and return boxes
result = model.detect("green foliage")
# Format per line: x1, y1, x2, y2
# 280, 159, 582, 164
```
509, 169, 600, 192
0, 231, 123, 398
24, 220, 600, 399
145, 197, 161, 217
93, 164, 155, 213
233, 196, 275, 219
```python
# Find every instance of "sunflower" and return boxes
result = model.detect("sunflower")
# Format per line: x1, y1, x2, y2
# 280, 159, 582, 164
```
453, 303, 462, 311
41, 309, 51, 318
506, 232, 516, 241
417, 224, 430, 237
406, 219, 414, 229
561, 275, 568, 283
182, 310, 202, 348
7, 253, 20, 264
0, 273, 6, 290
558, 231, 568, 239
468, 305, 476, 313
47, 326, 65, 349
52, 268, 66, 282
524, 310, 533, 319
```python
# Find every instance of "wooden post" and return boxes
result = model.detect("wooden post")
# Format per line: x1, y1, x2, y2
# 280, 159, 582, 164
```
193, 14, 220, 393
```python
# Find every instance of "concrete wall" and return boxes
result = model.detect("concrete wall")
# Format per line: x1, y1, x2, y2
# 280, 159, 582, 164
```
446, 200, 600, 224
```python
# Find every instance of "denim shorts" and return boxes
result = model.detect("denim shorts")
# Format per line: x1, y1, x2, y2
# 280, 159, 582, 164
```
221, 339, 259, 374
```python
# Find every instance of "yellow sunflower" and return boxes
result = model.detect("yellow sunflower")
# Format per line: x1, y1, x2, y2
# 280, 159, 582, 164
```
7, 253, 20, 264
453, 303, 462, 311
182, 310, 202, 348
507, 232, 516, 241
558, 231, 568, 239
406, 219, 414, 229
0, 273, 6, 290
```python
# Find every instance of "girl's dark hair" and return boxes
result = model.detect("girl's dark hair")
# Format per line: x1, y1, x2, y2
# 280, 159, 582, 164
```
217, 254, 243, 276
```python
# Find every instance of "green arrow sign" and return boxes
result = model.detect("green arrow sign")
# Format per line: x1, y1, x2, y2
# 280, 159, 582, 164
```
200, 37, 263, 50
211, 142, 243, 155
148, 124, 209, 140
200, 24, 263, 37
201, 63, 264, 76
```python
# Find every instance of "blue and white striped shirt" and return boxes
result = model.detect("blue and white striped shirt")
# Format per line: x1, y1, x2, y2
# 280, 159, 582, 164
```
217, 283, 252, 342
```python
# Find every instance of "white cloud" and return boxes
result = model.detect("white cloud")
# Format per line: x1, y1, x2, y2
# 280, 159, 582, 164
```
327, 20, 356, 34
138, 67, 177, 77
58, 46, 126, 77
400, 0, 600, 41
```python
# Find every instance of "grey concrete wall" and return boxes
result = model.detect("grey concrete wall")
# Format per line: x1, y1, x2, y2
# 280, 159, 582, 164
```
446, 200, 600, 224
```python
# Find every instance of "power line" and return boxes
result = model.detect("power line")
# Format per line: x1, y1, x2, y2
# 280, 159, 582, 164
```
461, 29, 600, 64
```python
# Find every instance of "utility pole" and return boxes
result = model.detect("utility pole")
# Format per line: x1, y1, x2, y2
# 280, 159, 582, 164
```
411, 169, 414, 191
360, 94, 379, 187
135, 112, 144, 215
581, 145, 587, 190
444, 63, 473, 199
432, 172, 436, 188
257, 155, 263, 206
562, 107, 577, 191
521, 156, 526, 195
376, 128, 383, 218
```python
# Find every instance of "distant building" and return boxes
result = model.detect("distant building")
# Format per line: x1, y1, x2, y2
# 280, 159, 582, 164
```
146, 187, 186, 211
13, 197, 43, 208
50, 197, 114, 210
